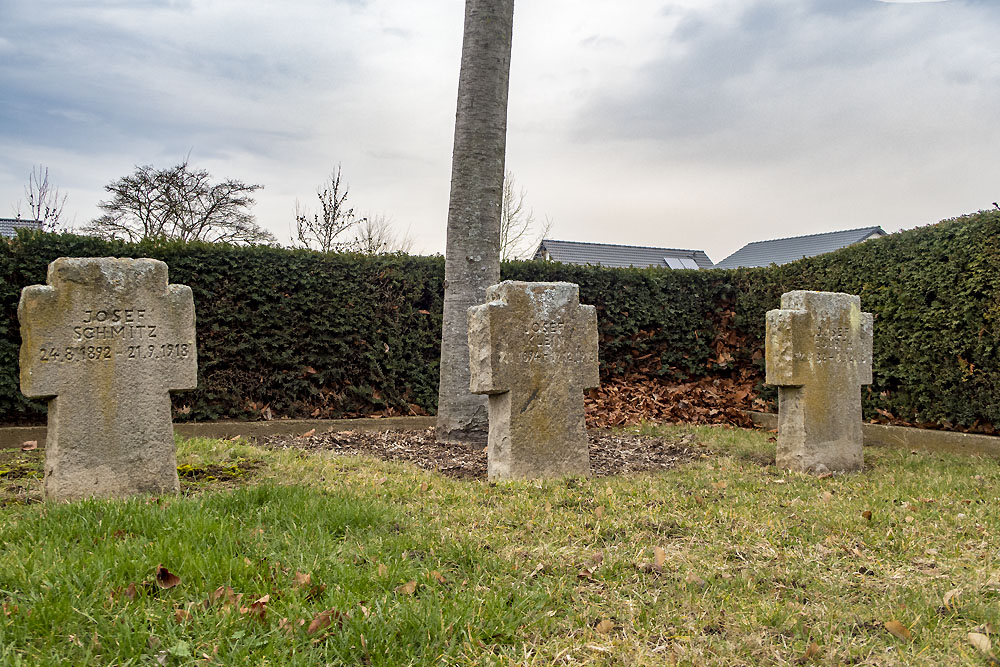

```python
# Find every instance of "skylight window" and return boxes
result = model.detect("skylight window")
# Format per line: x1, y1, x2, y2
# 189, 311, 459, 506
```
665, 257, 700, 270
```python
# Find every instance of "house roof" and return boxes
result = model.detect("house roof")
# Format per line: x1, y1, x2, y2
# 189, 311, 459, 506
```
0, 218, 43, 238
713, 226, 886, 269
533, 239, 714, 269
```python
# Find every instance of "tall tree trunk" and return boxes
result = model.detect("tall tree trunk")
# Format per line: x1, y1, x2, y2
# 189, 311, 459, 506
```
436, 0, 516, 445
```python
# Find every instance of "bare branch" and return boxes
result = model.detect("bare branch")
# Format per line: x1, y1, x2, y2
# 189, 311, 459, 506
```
83, 160, 273, 244
500, 171, 552, 260
352, 213, 415, 254
16, 165, 67, 231
295, 165, 362, 252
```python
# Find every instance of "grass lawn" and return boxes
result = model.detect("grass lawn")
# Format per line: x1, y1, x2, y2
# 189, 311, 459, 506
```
2, 424, 1000, 665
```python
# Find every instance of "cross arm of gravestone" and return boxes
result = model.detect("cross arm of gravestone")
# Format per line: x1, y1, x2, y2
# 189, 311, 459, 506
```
18, 257, 198, 400
765, 292, 873, 388
765, 308, 810, 387
18, 283, 63, 399
577, 304, 600, 391
468, 298, 511, 395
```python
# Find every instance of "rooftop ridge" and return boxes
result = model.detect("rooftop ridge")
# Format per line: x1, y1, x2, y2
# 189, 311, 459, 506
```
541, 239, 703, 254
738, 226, 885, 247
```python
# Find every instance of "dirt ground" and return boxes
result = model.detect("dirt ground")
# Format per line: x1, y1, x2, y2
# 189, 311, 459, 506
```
259, 428, 708, 480
0, 428, 711, 505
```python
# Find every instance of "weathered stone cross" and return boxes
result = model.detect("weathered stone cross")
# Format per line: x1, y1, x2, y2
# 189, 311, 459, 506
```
766, 290, 873, 473
19, 257, 197, 501
468, 281, 599, 480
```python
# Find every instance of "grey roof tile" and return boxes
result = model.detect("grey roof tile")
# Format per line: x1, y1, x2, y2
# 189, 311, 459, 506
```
533, 239, 713, 269
0, 218, 43, 238
714, 226, 886, 269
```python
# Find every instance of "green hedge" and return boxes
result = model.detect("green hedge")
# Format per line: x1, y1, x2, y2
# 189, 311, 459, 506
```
1, 235, 445, 423
0, 233, 738, 425
3, 209, 999, 431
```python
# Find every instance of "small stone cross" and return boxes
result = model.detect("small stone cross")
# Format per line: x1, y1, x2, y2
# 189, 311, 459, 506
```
19, 257, 197, 501
766, 290, 873, 473
468, 281, 599, 480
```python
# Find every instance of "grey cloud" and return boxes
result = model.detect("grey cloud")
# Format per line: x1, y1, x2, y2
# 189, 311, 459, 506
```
0, 3, 358, 156
576, 0, 1000, 162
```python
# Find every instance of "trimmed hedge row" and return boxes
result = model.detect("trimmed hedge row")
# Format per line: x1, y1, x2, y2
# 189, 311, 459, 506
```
1, 235, 446, 423
0, 233, 738, 424
3, 209, 999, 431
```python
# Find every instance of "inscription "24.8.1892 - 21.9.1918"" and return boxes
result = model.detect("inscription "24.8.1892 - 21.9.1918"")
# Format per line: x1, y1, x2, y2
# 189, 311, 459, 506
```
37, 307, 192, 364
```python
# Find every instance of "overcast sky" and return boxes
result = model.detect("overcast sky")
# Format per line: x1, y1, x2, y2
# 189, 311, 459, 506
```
1, 0, 997, 264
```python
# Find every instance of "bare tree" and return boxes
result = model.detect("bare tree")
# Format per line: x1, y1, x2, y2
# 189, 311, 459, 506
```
15, 165, 67, 231
353, 213, 415, 255
296, 165, 362, 252
437, 0, 516, 445
500, 171, 553, 260
84, 160, 274, 244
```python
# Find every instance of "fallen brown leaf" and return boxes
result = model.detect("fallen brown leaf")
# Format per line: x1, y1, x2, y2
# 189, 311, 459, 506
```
653, 546, 667, 568
396, 580, 417, 595
595, 619, 614, 634
884, 620, 912, 642
299, 429, 316, 438
377, 564, 389, 577
969, 632, 992, 654
293, 572, 312, 589
943, 588, 961, 609
796, 642, 821, 663
861, 510, 872, 521
594, 506, 604, 519
174, 608, 191, 623
155, 565, 180, 590
240, 594, 269, 621
307, 608, 346, 635
208, 586, 236, 605
428, 570, 447, 584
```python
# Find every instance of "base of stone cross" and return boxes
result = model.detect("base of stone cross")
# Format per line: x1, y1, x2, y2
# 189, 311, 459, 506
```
44, 393, 182, 501
775, 386, 864, 474
485, 391, 592, 480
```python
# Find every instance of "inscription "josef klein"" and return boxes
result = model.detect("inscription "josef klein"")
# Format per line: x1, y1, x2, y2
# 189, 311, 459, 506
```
792, 327, 860, 363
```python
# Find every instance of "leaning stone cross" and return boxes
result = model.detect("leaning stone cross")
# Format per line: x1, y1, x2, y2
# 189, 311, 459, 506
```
468, 281, 599, 480
766, 290, 873, 473
19, 257, 197, 501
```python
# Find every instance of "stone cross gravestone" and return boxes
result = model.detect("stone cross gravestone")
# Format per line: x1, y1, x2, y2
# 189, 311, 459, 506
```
766, 290, 873, 474
468, 281, 599, 480
19, 257, 197, 501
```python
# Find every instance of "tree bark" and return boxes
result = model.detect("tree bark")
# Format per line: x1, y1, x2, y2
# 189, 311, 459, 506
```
436, 0, 516, 444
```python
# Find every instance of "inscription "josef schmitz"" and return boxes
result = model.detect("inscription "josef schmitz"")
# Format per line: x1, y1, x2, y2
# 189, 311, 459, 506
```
73, 308, 157, 341
793, 326, 860, 364
521, 319, 596, 364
